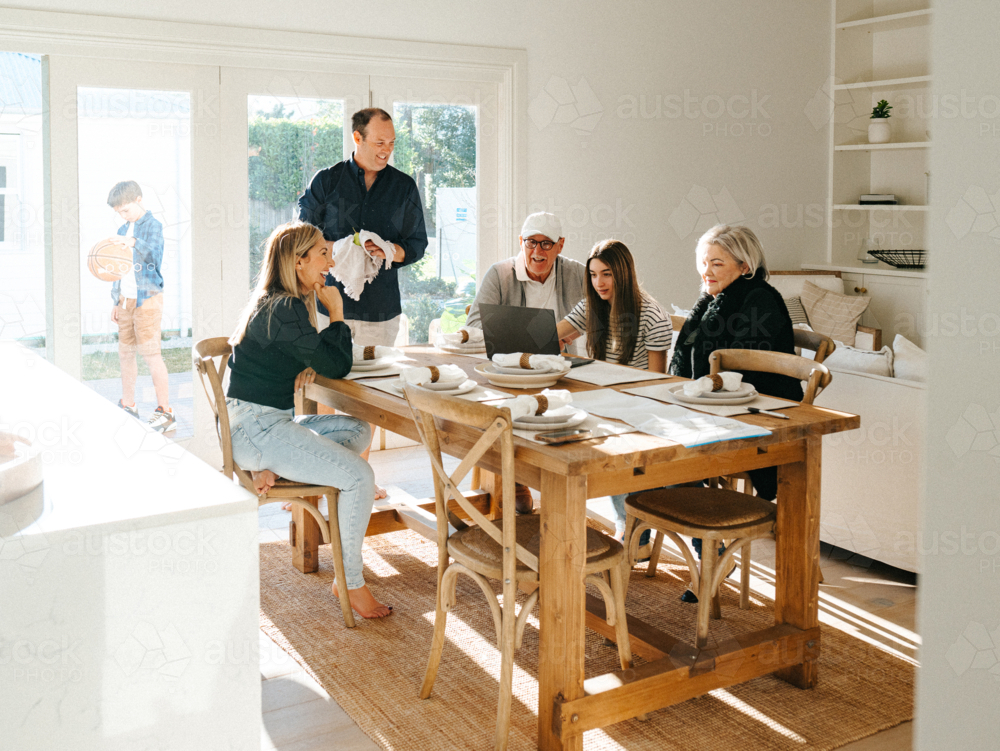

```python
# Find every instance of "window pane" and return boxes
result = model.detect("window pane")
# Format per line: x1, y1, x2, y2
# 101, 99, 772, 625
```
0, 53, 47, 358
392, 102, 477, 343
247, 95, 344, 286
77, 87, 192, 439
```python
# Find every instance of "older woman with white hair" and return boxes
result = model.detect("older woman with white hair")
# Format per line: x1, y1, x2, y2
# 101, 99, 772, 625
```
670, 224, 803, 501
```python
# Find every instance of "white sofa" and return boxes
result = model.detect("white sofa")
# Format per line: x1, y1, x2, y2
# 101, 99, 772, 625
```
813, 368, 924, 573
765, 271, 923, 572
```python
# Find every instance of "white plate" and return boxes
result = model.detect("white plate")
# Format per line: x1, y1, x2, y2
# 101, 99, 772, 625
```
351, 357, 392, 371
513, 405, 581, 424
390, 378, 477, 396
474, 362, 566, 389
491, 363, 567, 376
668, 383, 759, 406
419, 377, 470, 392
436, 344, 486, 355
513, 408, 588, 431
696, 383, 757, 399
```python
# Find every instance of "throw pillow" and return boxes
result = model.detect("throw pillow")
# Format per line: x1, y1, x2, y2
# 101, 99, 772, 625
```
823, 344, 894, 377
785, 296, 810, 326
799, 280, 870, 347
892, 334, 927, 382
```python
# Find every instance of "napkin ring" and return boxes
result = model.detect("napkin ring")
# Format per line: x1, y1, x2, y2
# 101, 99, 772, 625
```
534, 395, 548, 415
428, 366, 440, 383
709, 374, 724, 392
460, 329, 469, 343
519, 353, 532, 369
363, 345, 376, 361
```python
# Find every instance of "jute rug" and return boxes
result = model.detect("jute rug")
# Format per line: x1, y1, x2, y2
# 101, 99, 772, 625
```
259, 531, 914, 751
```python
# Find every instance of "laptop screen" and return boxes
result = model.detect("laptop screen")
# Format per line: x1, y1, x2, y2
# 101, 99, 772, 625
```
478, 304, 561, 358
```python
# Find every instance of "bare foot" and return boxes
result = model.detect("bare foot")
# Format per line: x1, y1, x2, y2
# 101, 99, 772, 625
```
374, 484, 388, 501
333, 582, 393, 618
252, 469, 278, 496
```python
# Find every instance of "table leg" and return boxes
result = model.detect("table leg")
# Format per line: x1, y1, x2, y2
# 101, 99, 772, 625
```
478, 469, 504, 520
537, 470, 587, 751
292, 388, 321, 574
774, 435, 822, 688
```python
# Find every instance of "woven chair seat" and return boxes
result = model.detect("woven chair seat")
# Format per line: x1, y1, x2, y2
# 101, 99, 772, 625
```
626, 487, 776, 532
450, 516, 611, 573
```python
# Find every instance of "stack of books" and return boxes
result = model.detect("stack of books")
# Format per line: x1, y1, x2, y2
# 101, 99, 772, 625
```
860, 194, 897, 205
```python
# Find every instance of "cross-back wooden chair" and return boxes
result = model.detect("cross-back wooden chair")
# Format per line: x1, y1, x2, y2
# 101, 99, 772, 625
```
625, 349, 832, 648
404, 384, 632, 751
192, 337, 356, 628
793, 327, 837, 364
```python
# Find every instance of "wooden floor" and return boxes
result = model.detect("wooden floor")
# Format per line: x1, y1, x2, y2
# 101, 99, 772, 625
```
259, 442, 916, 751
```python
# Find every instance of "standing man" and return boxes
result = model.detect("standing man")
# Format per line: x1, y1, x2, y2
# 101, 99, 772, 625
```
299, 107, 428, 345
466, 212, 587, 513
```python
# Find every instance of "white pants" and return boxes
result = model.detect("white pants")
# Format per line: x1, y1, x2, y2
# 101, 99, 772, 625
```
346, 315, 401, 346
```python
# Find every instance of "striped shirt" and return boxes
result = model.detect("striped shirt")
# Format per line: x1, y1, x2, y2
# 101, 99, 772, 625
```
565, 291, 672, 369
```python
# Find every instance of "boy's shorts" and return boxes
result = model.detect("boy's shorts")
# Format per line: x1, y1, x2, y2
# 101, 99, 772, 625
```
118, 293, 163, 356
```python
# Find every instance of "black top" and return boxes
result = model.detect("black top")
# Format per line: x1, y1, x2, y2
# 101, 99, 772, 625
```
227, 296, 353, 410
298, 155, 428, 322
669, 271, 803, 500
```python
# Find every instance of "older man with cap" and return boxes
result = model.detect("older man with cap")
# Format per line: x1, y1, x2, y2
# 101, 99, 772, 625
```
466, 211, 586, 329
466, 212, 587, 513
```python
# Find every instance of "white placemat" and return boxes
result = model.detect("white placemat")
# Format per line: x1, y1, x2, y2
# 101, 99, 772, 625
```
567, 389, 770, 446
563, 361, 669, 387
343, 364, 409, 381
624, 383, 799, 417
512, 414, 636, 444
356, 377, 510, 402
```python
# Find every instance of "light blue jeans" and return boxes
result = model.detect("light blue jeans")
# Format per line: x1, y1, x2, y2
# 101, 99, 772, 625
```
226, 398, 375, 590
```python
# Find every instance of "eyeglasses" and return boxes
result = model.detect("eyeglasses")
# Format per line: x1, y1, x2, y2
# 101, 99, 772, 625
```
522, 239, 556, 251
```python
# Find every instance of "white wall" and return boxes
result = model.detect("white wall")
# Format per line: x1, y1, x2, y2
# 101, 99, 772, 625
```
9, 0, 832, 313
916, 3, 1000, 748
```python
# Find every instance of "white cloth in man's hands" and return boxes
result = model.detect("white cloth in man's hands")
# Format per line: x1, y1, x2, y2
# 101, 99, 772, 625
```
400, 363, 467, 386
683, 371, 744, 396
491, 352, 571, 373
495, 389, 573, 421
351, 344, 402, 363
440, 327, 485, 346
329, 231, 395, 301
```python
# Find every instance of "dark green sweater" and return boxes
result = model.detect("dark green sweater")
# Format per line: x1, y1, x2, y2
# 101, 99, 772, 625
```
227, 296, 352, 409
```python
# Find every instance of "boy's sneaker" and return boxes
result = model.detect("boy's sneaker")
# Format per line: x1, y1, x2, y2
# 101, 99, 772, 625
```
147, 407, 176, 433
118, 400, 139, 419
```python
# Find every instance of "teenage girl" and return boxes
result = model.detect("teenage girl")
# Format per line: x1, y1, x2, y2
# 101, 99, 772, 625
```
556, 239, 672, 538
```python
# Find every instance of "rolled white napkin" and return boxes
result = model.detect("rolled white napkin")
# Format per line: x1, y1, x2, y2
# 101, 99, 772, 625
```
440, 327, 485, 346
496, 389, 573, 422
351, 344, 402, 363
491, 352, 571, 373
400, 363, 467, 386
330, 231, 395, 301
683, 371, 744, 396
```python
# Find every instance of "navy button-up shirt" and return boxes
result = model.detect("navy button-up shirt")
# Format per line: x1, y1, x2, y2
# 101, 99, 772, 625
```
298, 155, 428, 322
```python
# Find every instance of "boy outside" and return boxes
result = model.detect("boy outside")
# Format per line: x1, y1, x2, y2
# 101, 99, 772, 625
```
105, 180, 175, 432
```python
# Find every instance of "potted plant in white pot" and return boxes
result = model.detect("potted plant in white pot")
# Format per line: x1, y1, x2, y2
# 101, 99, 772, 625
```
868, 99, 892, 144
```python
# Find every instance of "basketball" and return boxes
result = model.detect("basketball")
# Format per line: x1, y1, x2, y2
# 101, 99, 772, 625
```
87, 239, 133, 282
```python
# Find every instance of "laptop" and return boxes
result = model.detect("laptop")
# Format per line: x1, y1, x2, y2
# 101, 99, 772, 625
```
478, 304, 561, 359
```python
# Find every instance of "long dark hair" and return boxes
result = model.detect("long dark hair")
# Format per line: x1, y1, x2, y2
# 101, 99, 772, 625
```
585, 240, 643, 365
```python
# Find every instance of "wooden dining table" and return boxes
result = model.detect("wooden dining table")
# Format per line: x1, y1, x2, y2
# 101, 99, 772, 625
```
296, 346, 859, 751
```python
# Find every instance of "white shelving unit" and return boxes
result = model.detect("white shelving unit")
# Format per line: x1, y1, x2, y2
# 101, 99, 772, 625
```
824, 1, 932, 273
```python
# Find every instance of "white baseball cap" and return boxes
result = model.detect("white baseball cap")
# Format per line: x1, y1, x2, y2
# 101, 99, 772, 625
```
520, 212, 563, 242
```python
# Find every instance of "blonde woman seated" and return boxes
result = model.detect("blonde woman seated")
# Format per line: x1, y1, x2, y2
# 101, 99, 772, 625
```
226, 221, 391, 619
556, 239, 672, 540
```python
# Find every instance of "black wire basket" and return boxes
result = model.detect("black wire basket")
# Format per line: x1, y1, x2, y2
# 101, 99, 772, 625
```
867, 249, 926, 269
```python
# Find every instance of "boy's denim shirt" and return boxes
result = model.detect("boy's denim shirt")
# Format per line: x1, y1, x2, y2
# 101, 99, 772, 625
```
110, 209, 165, 308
